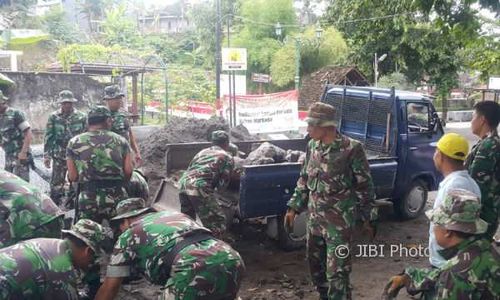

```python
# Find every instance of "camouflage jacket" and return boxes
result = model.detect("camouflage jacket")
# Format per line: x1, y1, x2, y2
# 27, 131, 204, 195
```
110, 110, 130, 140
126, 170, 149, 200
0, 107, 30, 155
404, 238, 500, 299
66, 130, 130, 183
107, 211, 243, 287
0, 170, 64, 248
178, 145, 234, 195
0, 238, 79, 299
288, 133, 376, 229
465, 131, 500, 239
43, 108, 86, 159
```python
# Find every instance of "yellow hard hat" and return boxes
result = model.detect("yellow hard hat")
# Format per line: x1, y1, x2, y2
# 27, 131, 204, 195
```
436, 133, 469, 161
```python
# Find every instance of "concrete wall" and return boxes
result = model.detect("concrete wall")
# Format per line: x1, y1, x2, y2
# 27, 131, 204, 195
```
2, 71, 105, 130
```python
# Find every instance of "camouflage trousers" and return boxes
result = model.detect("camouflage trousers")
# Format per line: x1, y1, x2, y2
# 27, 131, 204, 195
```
77, 186, 127, 224
179, 190, 227, 238
4, 153, 29, 182
163, 238, 245, 300
0, 218, 62, 249
307, 223, 353, 300
49, 158, 67, 206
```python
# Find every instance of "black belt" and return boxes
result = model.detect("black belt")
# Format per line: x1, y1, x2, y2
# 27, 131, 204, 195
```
80, 180, 124, 191
156, 230, 213, 285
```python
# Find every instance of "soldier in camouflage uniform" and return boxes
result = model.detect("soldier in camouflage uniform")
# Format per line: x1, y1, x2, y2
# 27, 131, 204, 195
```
0, 91, 32, 182
0, 170, 64, 248
178, 130, 235, 238
465, 101, 500, 240
103, 85, 142, 166
384, 189, 500, 299
66, 106, 133, 224
95, 198, 245, 300
0, 218, 111, 300
126, 168, 149, 202
285, 102, 377, 300
43, 90, 87, 205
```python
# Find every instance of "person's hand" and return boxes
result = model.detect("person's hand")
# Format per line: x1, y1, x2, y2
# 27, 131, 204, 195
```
44, 157, 51, 168
362, 220, 376, 241
18, 151, 27, 161
284, 209, 297, 232
134, 153, 143, 166
382, 275, 409, 299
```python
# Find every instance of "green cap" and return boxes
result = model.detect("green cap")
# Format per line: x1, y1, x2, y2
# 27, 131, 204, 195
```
58, 90, 77, 103
305, 102, 337, 127
0, 90, 8, 103
103, 85, 125, 100
62, 219, 111, 254
88, 105, 111, 119
111, 198, 154, 221
211, 130, 229, 143
426, 188, 488, 234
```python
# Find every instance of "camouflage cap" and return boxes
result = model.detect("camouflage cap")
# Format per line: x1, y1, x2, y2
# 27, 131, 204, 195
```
103, 85, 125, 100
211, 130, 230, 144
305, 102, 337, 127
61, 219, 111, 254
111, 198, 154, 221
88, 105, 111, 119
0, 90, 8, 103
426, 188, 488, 234
58, 90, 77, 103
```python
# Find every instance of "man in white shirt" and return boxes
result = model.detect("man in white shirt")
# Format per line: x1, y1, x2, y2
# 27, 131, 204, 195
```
428, 133, 481, 268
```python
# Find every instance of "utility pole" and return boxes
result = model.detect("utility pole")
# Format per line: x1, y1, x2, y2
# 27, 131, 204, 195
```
215, 0, 222, 101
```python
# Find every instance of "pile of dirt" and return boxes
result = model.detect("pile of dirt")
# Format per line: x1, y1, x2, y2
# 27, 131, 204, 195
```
140, 116, 254, 188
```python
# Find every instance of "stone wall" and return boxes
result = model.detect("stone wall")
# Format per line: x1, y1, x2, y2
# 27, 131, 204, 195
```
1, 71, 105, 130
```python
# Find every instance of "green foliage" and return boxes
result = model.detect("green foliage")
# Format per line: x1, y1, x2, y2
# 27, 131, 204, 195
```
100, 5, 141, 47
56, 43, 127, 71
41, 7, 78, 44
0, 0, 40, 28
270, 26, 349, 87
460, 35, 500, 82
378, 72, 415, 90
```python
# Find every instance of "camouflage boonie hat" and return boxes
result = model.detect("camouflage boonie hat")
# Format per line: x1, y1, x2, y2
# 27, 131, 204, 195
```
211, 130, 230, 143
426, 188, 488, 234
88, 105, 112, 119
0, 90, 8, 103
111, 198, 154, 221
103, 85, 125, 100
61, 219, 110, 254
58, 90, 77, 103
305, 102, 337, 127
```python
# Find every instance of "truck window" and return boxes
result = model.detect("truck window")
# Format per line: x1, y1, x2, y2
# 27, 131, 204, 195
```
407, 102, 430, 133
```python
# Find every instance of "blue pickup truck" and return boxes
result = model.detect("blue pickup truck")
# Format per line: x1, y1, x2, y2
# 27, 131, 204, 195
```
155, 86, 444, 249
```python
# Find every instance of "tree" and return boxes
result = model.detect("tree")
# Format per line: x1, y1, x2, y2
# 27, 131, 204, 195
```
100, 5, 141, 47
270, 26, 349, 87
378, 72, 415, 90
42, 7, 78, 44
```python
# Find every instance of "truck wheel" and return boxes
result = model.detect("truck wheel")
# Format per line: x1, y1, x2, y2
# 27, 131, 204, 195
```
277, 213, 307, 251
395, 179, 428, 220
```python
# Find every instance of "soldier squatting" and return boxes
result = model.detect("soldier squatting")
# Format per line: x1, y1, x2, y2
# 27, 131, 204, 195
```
0, 77, 498, 300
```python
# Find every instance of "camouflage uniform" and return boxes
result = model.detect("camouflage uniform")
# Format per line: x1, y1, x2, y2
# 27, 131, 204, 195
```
0, 93, 31, 182
0, 170, 64, 248
464, 131, 500, 240
178, 131, 234, 237
288, 103, 376, 300
110, 110, 131, 140
106, 198, 245, 300
401, 189, 500, 299
66, 106, 130, 223
44, 90, 86, 204
126, 169, 149, 201
0, 219, 109, 300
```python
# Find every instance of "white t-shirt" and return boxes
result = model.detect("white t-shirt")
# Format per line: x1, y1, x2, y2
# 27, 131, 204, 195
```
428, 170, 481, 268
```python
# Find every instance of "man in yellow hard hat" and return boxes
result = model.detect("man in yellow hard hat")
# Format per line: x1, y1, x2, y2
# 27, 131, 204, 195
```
428, 133, 481, 268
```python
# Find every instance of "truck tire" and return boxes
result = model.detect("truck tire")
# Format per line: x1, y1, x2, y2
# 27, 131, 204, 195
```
277, 213, 307, 251
395, 179, 428, 220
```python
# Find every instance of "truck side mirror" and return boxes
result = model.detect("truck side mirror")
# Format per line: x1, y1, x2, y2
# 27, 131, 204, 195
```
430, 113, 441, 132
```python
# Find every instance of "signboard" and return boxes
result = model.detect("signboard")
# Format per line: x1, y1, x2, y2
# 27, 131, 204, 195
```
222, 48, 247, 71
222, 90, 299, 134
252, 73, 271, 83
488, 76, 500, 90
